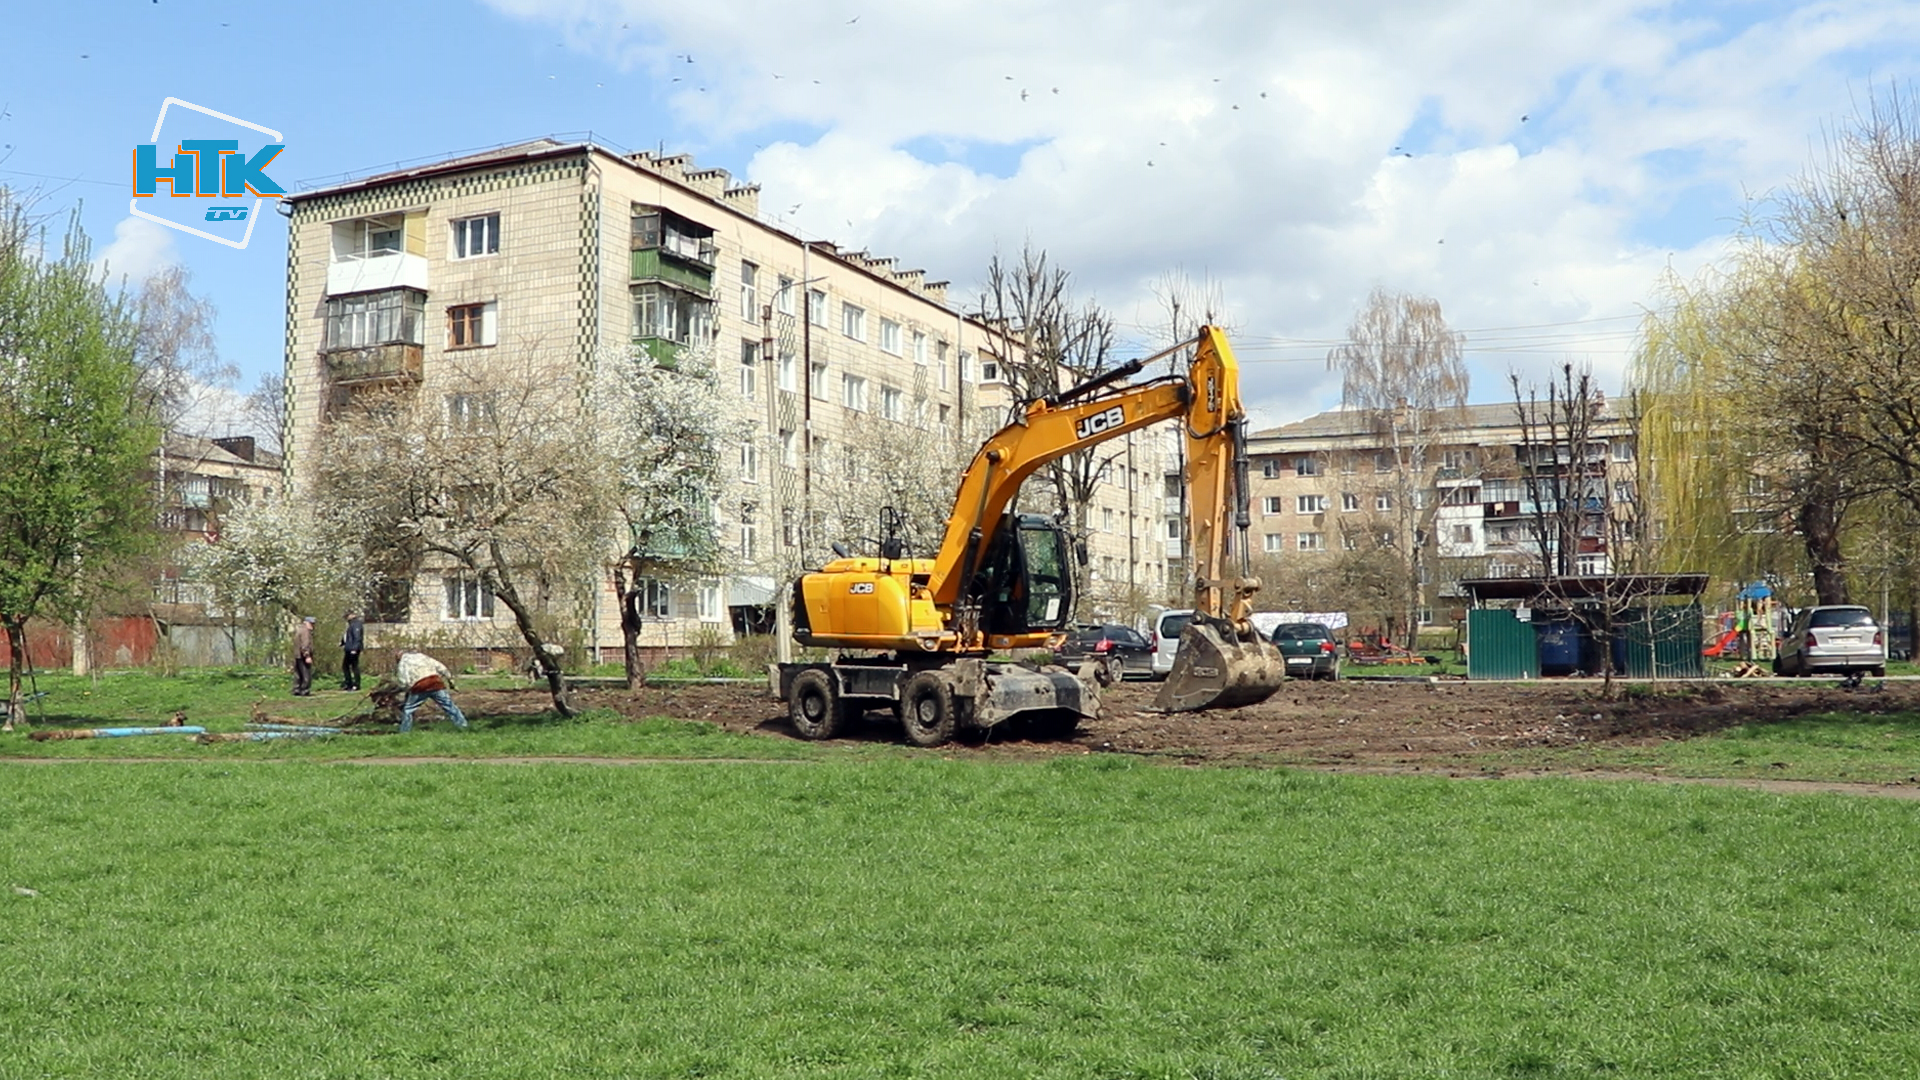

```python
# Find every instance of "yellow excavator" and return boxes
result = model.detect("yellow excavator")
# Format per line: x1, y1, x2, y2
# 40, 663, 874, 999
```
773, 325, 1285, 745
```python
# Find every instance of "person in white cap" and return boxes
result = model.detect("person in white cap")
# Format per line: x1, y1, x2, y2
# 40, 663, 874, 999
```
291, 616, 316, 696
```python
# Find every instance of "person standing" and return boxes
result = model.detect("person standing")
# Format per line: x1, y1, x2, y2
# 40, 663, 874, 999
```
395, 651, 469, 732
291, 615, 315, 696
340, 611, 365, 691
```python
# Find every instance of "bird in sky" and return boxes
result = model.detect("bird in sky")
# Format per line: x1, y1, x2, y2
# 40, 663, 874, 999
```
1147, 160, 1155, 167
773, 73, 784, 79
847, 15, 859, 24
1521, 114, 1530, 122
1020, 89, 1028, 101
1052, 87, 1059, 94
1403, 152, 1413, 158
1260, 91, 1267, 98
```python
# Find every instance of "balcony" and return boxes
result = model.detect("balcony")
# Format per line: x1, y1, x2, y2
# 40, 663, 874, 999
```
327, 250, 429, 297
631, 248, 713, 294
325, 343, 424, 386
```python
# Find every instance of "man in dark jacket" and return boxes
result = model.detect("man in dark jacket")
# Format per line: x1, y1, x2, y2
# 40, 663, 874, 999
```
340, 611, 365, 691
292, 615, 315, 696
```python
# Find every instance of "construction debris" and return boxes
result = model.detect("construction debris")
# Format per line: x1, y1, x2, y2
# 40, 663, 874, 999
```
28, 726, 207, 742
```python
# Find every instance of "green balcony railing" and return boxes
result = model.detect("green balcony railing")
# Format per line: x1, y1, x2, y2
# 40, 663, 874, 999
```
631, 248, 713, 294
324, 343, 423, 385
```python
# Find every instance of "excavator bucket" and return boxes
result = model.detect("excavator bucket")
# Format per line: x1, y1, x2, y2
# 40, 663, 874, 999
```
1154, 617, 1287, 712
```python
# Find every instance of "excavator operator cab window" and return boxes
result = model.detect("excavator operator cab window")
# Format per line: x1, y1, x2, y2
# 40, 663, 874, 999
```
1016, 517, 1071, 631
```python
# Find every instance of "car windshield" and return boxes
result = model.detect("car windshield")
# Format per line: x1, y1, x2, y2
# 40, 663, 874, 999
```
1273, 623, 1330, 641
1159, 613, 1193, 640
1810, 608, 1875, 628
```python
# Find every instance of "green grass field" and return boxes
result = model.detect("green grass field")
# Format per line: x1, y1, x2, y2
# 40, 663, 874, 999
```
3, 759, 1919, 1078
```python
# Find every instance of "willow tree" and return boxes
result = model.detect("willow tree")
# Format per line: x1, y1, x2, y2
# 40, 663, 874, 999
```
1328, 288, 1469, 637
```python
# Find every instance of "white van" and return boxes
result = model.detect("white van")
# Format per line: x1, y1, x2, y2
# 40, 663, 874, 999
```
1150, 609, 1194, 679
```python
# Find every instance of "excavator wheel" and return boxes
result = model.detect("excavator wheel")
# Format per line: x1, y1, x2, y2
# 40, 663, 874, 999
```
1153, 616, 1287, 713
789, 668, 847, 740
899, 670, 959, 747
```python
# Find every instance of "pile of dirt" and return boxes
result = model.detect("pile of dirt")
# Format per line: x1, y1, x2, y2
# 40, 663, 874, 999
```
485, 675, 1920, 772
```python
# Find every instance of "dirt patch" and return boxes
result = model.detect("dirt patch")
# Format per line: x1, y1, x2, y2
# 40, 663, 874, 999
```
531, 675, 1920, 792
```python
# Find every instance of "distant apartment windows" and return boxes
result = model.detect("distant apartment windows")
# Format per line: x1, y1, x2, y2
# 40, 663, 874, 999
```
779, 428, 797, 467
842, 374, 868, 412
1339, 453, 1357, 475
879, 385, 903, 422
1295, 455, 1320, 477
1343, 532, 1359, 551
1102, 507, 1115, 533
1341, 492, 1361, 512
442, 573, 494, 621
631, 209, 715, 266
1451, 524, 1475, 544
1614, 480, 1636, 504
1297, 494, 1328, 514
1611, 439, 1635, 462
1263, 496, 1283, 515
1264, 533, 1286, 554
981, 359, 1002, 383
1442, 448, 1475, 471
1375, 493, 1393, 511
776, 275, 796, 316
739, 440, 759, 483
938, 403, 952, 428
807, 289, 827, 327
335, 215, 404, 260
740, 261, 759, 320
740, 502, 758, 559
325, 289, 424, 350
697, 580, 723, 622
446, 302, 497, 349
879, 318, 902, 355
635, 578, 672, 618
450, 213, 500, 259
936, 340, 950, 388
842, 302, 867, 341
959, 350, 974, 383
912, 330, 928, 365
1297, 532, 1326, 552
739, 339, 759, 400
632, 284, 713, 346
777, 348, 797, 393
1260, 458, 1280, 479
1374, 451, 1396, 472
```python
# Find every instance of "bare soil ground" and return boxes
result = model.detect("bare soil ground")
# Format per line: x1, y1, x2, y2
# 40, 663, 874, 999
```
464, 674, 1920, 781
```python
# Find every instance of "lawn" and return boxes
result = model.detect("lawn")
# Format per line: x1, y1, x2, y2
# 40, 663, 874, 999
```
1481, 708, 1920, 785
2, 759, 1919, 1078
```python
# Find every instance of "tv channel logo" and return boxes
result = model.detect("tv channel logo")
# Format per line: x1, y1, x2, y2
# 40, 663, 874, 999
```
130, 98, 284, 250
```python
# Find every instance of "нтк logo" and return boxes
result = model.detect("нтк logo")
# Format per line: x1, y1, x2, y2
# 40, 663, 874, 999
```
128, 98, 283, 250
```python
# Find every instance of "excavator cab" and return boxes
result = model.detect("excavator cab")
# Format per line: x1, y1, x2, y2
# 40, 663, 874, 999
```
973, 513, 1073, 636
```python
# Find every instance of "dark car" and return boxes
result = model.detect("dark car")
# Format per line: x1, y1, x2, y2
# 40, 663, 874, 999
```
1270, 622, 1341, 680
1056, 624, 1155, 680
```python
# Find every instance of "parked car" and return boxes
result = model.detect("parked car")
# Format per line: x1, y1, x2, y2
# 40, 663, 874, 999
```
1774, 605, 1886, 677
1270, 622, 1341, 680
1056, 624, 1155, 680
1150, 609, 1194, 679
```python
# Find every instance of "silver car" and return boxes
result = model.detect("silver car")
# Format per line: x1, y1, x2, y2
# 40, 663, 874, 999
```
1150, 609, 1193, 679
1774, 605, 1886, 677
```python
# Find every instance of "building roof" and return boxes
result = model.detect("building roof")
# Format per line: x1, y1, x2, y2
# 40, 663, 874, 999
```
159, 433, 283, 472
1251, 399, 1633, 442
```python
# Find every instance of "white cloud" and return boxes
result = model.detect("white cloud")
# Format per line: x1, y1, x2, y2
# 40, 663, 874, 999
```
492, 0, 1920, 421
94, 215, 179, 287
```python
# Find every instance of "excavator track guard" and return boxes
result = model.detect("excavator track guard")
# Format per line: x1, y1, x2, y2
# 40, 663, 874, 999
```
1153, 614, 1286, 712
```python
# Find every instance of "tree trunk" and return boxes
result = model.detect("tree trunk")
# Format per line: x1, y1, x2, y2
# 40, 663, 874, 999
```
5, 617, 26, 731
486, 547, 576, 718
1798, 497, 1850, 605
612, 562, 643, 691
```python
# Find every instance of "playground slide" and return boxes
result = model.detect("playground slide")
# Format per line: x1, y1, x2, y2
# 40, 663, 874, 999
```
1703, 628, 1739, 657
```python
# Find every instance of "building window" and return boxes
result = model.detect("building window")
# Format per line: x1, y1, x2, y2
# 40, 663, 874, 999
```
739, 339, 759, 400
335, 215, 404, 261
1611, 439, 1635, 462
1263, 496, 1283, 515
444, 392, 496, 432
740, 261, 758, 320
912, 330, 928, 365
807, 288, 827, 327
879, 385, 903, 421
937, 340, 950, 387
938, 403, 951, 428
1297, 532, 1326, 552
776, 275, 795, 316
959, 350, 974, 383
1343, 532, 1359, 551
739, 440, 758, 484
1341, 492, 1361, 512
1339, 453, 1357, 475
1263, 533, 1286, 553
779, 428, 797, 467
1442, 448, 1475, 471
447, 302, 497, 349
1451, 524, 1474, 544
1260, 458, 1280, 479
1103, 507, 1115, 532
697, 580, 723, 622
777, 347, 797, 392
635, 578, 671, 618
842, 374, 868, 412
981, 359, 1002, 383
442, 573, 494, 621
740, 502, 758, 559
1375, 493, 1393, 511
1295, 455, 1320, 477
451, 213, 499, 259
842, 302, 866, 341
1297, 494, 1327, 514
632, 284, 713, 346
1375, 451, 1396, 472
879, 318, 901, 355
810, 361, 829, 400
1614, 480, 1636, 504
325, 289, 424, 350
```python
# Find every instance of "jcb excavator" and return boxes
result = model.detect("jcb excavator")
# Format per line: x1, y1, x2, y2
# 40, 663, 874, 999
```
773, 325, 1285, 745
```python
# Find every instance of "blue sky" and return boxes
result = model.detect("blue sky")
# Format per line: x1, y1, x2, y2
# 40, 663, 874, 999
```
3, 0, 1916, 431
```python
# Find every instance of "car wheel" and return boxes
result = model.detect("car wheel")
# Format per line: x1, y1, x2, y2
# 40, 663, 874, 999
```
1871, 666, 1887, 678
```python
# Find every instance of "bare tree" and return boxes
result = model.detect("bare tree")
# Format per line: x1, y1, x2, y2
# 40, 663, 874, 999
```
243, 372, 285, 456
312, 353, 614, 717
1328, 288, 1469, 639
